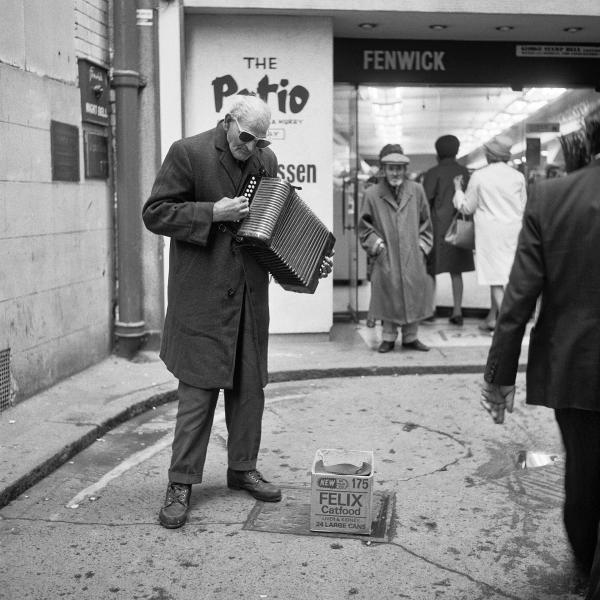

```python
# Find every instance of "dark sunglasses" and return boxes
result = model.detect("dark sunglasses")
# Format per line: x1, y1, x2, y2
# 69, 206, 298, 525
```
229, 115, 271, 148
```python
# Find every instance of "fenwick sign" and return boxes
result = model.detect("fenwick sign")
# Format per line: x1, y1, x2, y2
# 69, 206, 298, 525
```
334, 39, 600, 89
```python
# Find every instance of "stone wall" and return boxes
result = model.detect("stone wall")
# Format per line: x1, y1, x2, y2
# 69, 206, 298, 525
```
0, 0, 113, 403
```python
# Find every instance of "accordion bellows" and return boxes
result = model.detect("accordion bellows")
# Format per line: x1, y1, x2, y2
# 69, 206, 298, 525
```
236, 175, 335, 293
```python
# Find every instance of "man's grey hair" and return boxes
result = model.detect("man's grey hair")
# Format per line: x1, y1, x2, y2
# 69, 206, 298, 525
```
226, 94, 271, 131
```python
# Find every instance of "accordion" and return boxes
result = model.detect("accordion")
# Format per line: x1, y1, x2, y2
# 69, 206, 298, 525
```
236, 174, 335, 293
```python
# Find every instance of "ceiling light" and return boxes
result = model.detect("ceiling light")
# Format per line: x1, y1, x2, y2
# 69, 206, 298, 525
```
563, 27, 583, 33
359, 23, 377, 30
429, 24, 448, 30
523, 87, 566, 102
495, 26, 514, 32
505, 99, 529, 114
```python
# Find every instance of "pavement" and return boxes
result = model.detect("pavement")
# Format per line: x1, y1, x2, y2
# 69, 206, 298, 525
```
0, 318, 508, 509
3, 317, 591, 600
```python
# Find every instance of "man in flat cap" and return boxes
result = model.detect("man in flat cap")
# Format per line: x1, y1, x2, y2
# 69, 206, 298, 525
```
358, 143, 434, 353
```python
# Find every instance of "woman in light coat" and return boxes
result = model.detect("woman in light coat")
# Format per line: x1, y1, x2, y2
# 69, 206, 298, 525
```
359, 144, 434, 353
453, 135, 527, 331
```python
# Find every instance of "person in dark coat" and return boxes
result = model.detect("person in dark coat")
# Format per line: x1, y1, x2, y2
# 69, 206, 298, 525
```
358, 144, 433, 353
143, 94, 332, 529
422, 135, 474, 325
480, 120, 600, 599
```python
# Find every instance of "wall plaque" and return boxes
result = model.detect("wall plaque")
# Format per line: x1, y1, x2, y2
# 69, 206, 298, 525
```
50, 121, 80, 182
84, 130, 109, 179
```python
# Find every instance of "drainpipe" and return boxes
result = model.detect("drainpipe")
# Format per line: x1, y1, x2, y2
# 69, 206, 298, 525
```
112, 0, 145, 357
137, 0, 164, 350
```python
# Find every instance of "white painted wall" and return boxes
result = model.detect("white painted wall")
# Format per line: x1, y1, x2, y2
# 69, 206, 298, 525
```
183, 14, 334, 333
157, 1, 185, 318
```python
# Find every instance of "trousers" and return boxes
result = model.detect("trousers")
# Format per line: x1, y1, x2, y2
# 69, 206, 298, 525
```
555, 408, 600, 599
168, 291, 265, 484
381, 320, 419, 343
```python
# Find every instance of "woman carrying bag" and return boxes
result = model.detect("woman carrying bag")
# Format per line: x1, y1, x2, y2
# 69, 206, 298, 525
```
423, 135, 475, 326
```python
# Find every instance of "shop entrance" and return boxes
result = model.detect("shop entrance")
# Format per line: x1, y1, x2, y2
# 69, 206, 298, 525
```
333, 82, 600, 321
332, 37, 600, 322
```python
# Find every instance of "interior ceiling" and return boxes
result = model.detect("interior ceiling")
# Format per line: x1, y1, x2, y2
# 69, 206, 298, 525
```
327, 11, 600, 43
335, 86, 599, 164
190, 7, 600, 43
356, 86, 527, 157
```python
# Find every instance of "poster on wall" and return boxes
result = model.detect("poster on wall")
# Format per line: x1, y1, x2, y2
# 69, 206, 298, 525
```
184, 15, 333, 333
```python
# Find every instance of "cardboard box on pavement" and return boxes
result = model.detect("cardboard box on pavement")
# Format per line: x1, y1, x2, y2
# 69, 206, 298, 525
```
310, 448, 374, 535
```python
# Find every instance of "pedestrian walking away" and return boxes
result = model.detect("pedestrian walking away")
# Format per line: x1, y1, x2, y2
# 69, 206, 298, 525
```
142, 93, 332, 529
358, 143, 434, 354
423, 134, 475, 326
480, 119, 600, 600
452, 134, 527, 332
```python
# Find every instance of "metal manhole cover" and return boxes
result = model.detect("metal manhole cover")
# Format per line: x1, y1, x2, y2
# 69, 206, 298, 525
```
243, 485, 394, 542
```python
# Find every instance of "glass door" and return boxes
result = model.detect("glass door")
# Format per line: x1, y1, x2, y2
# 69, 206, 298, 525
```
333, 84, 361, 321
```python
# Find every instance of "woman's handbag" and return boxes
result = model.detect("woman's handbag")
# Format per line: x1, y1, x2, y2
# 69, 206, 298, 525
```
444, 212, 475, 250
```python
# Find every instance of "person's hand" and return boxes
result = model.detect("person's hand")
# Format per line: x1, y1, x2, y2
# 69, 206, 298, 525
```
480, 381, 515, 424
453, 175, 464, 191
373, 239, 386, 256
213, 196, 250, 222
319, 252, 334, 279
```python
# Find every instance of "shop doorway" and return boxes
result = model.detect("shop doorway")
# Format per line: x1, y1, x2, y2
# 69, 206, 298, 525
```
333, 83, 599, 321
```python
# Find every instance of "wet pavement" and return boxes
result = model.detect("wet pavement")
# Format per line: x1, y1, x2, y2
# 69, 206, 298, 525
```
1, 319, 586, 599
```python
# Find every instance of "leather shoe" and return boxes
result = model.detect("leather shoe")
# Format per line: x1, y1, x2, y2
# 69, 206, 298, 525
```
449, 315, 463, 326
159, 483, 191, 529
378, 341, 395, 353
478, 322, 495, 332
227, 469, 282, 502
402, 339, 430, 352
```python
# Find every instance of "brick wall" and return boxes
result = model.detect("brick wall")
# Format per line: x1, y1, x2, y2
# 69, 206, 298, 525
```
75, 0, 110, 66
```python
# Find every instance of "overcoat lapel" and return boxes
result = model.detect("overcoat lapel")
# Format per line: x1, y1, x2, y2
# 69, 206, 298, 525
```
215, 122, 241, 189
381, 189, 398, 212
396, 184, 411, 211
380, 181, 410, 212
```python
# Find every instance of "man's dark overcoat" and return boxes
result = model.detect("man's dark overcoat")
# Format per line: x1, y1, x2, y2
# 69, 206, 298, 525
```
484, 154, 600, 600
485, 157, 600, 410
142, 122, 278, 389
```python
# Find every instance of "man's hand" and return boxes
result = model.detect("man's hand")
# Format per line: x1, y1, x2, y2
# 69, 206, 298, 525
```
319, 252, 334, 279
373, 239, 386, 256
213, 196, 250, 222
480, 381, 515, 424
